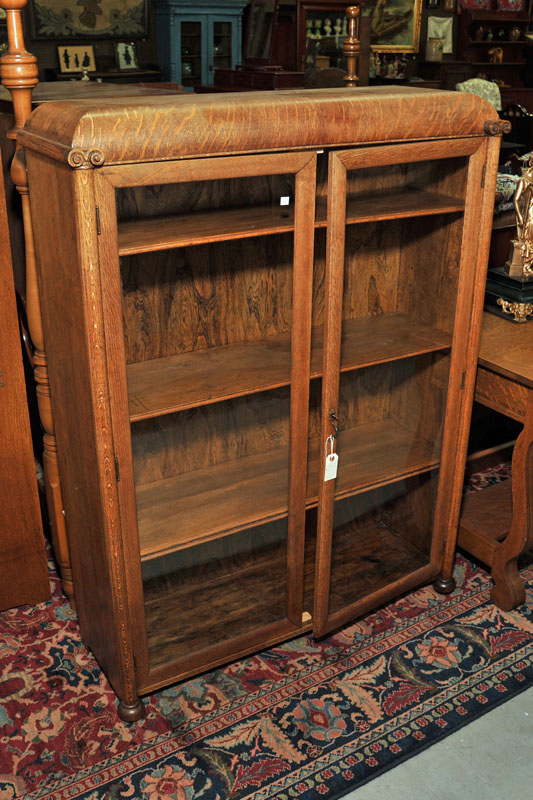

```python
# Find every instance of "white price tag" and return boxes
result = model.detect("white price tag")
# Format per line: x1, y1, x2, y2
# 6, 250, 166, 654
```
324, 434, 339, 482
324, 452, 339, 481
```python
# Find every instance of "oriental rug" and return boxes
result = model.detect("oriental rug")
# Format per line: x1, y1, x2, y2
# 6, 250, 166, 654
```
2, 462, 533, 800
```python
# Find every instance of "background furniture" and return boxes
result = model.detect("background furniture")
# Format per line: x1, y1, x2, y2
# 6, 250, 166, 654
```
18, 86, 502, 719
0, 140, 49, 611
154, 0, 247, 87
200, 3, 369, 92
297, 0, 355, 72
418, 60, 473, 91
50, 68, 163, 84
459, 312, 533, 611
201, 0, 307, 91
458, 9, 530, 89
501, 101, 533, 151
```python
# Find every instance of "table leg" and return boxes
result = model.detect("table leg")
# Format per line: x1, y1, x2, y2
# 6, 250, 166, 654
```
491, 398, 533, 610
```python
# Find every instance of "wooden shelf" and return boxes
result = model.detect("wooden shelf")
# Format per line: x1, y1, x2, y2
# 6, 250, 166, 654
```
117, 189, 464, 256
328, 514, 430, 616
340, 189, 463, 226
458, 480, 511, 563
127, 314, 451, 421
118, 205, 295, 255
144, 533, 289, 667
462, 10, 529, 21
471, 61, 526, 66
143, 507, 430, 668
135, 418, 441, 560
468, 40, 526, 45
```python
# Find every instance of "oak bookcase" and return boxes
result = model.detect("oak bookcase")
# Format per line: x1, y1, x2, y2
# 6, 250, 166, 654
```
19, 87, 503, 719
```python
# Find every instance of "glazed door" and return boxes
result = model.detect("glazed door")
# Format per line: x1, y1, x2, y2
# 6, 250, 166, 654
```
177, 16, 207, 86
94, 151, 317, 688
207, 15, 241, 80
313, 137, 489, 636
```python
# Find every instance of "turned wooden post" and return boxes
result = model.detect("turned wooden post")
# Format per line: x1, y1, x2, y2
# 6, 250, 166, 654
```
343, 5, 361, 88
0, 0, 75, 604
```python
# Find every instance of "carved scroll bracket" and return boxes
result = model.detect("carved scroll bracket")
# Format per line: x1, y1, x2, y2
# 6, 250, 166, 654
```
484, 120, 512, 136
67, 149, 106, 169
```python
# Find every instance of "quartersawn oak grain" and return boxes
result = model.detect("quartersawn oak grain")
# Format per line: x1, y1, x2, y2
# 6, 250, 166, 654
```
19, 86, 498, 167
22, 88, 501, 719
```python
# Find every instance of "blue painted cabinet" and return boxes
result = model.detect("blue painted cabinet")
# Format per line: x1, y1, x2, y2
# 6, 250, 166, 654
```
155, 0, 247, 87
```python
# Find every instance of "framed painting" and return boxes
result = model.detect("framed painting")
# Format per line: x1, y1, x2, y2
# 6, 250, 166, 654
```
363, 0, 423, 52
57, 44, 96, 72
114, 41, 139, 70
30, 0, 148, 39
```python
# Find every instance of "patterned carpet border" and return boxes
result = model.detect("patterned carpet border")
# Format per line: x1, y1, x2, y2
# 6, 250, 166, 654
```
3, 461, 533, 800
18, 574, 533, 799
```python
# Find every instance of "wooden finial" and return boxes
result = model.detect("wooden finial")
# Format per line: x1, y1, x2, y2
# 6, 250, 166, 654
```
0, 0, 38, 135
343, 5, 360, 88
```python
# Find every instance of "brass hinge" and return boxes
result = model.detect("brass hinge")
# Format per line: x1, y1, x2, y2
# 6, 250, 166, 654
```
114, 456, 120, 482
481, 165, 486, 189
96, 205, 101, 235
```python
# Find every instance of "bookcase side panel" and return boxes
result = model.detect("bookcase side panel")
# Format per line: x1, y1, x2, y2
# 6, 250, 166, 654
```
26, 151, 137, 707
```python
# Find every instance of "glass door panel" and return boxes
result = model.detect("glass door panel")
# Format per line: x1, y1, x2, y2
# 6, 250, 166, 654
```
143, 517, 289, 668
180, 20, 203, 86
314, 140, 481, 636
131, 390, 291, 560
328, 473, 438, 618
212, 20, 233, 71
102, 152, 316, 676
333, 354, 449, 499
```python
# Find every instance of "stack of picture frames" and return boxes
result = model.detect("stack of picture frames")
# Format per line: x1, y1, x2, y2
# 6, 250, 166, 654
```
29, 0, 146, 76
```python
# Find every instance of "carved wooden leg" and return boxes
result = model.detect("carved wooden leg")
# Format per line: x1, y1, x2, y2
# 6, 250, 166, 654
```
490, 557, 526, 611
490, 402, 533, 611
42, 431, 74, 604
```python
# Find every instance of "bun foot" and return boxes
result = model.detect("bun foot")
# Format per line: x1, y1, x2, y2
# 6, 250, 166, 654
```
118, 698, 145, 722
433, 575, 456, 594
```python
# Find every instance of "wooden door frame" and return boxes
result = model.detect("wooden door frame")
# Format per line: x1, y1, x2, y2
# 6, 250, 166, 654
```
94, 149, 317, 687
313, 135, 494, 636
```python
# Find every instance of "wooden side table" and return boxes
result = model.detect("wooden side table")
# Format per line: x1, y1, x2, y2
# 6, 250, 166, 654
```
458, 311, 533, 610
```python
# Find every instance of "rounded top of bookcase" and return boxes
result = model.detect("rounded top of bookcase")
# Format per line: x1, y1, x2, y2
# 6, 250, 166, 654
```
19, 86, 501, 168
